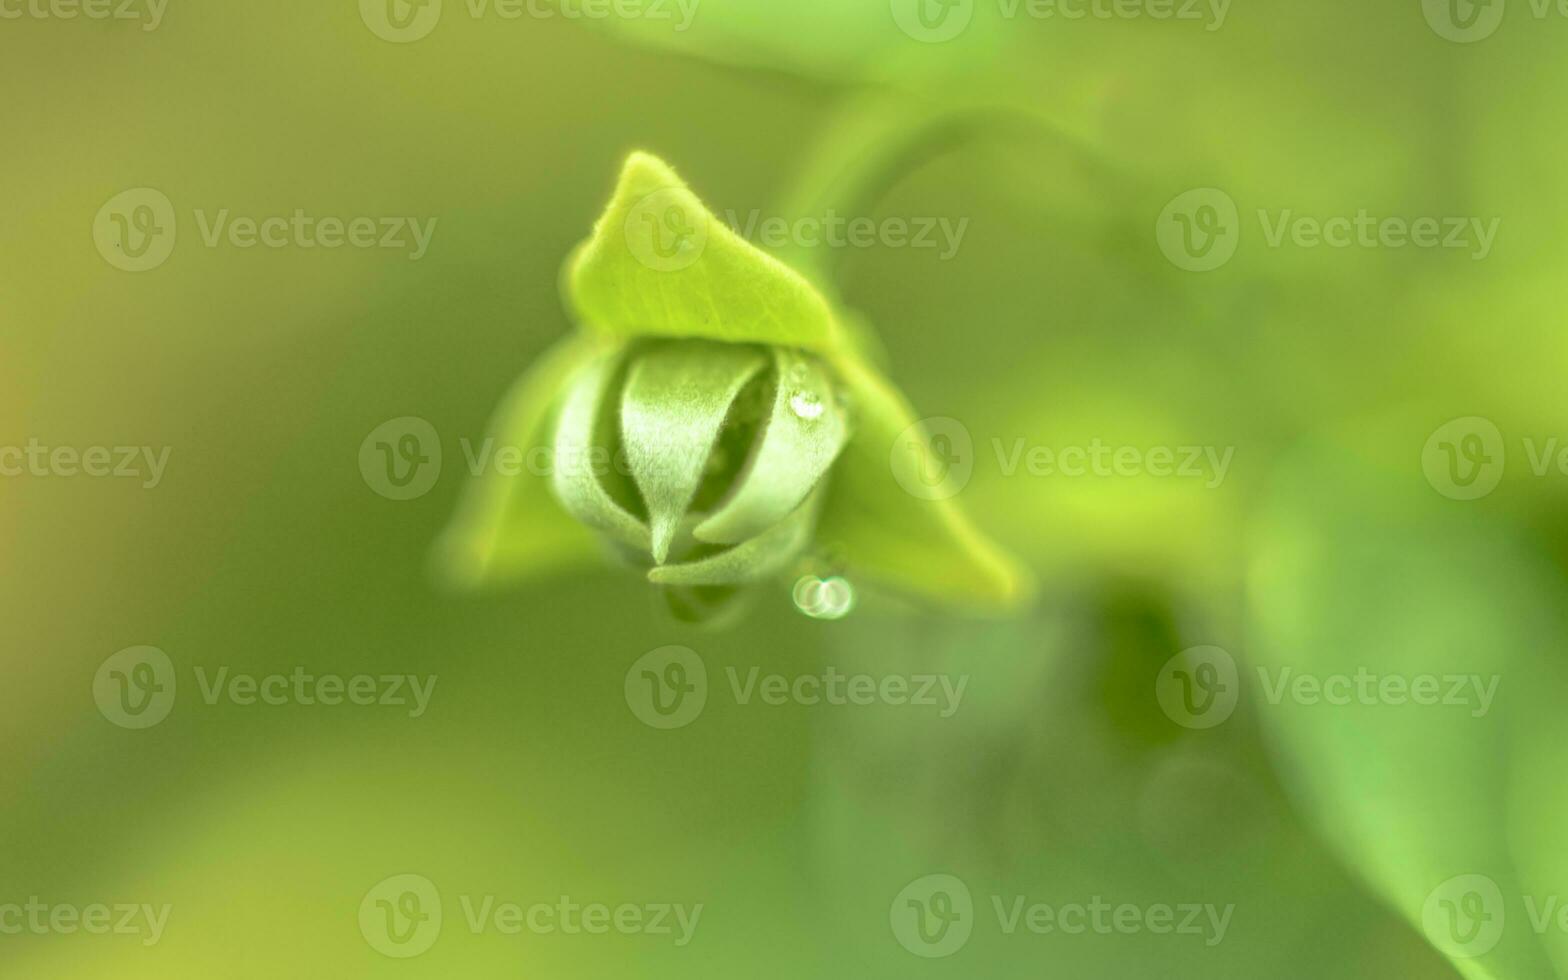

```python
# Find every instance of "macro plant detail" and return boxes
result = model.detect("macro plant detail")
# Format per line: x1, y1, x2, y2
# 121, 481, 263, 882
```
439, 152, 1030, 617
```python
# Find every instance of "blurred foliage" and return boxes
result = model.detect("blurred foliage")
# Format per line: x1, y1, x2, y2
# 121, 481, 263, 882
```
4, 0, 1567, 976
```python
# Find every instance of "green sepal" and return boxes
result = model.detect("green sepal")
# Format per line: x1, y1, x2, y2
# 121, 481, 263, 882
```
568, 152, 845, 353
814, 354, 1035, 613
431, 334, 603, 588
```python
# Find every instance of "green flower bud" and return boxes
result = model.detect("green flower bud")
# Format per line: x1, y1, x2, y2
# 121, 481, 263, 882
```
549, 338, 849, 586
438, 151, 1032, 618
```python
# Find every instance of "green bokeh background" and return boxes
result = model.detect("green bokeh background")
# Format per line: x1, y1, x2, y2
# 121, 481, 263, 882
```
5, 0, 1568, 976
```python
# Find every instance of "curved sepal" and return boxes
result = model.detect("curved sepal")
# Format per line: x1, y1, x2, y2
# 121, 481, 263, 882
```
568, 152, 845, 353
432, 335, 603, 588
815, 354, 1035, 613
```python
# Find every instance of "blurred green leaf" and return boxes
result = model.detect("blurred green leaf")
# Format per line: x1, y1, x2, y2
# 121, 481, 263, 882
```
1249, 423, 1567, 980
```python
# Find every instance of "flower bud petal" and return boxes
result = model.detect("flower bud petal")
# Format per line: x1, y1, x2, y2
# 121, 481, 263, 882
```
620, 340, 768, 563
649, 487, 824, 587
550, 353, 651, 551
695, 348, 847, 545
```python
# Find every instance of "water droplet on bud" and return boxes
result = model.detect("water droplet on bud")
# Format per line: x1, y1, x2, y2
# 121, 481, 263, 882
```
792, 574, 855, 620
789, 391, 825, 420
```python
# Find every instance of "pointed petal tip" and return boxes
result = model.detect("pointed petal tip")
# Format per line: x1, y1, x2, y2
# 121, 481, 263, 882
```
649, 517, 678, 565
618, 150, 683, 195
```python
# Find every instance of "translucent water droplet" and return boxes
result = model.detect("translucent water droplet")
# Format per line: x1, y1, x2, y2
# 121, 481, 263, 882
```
789, 391, 825, 420
792, 575, 854, 620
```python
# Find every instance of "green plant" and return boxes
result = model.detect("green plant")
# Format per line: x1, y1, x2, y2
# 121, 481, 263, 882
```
439, 152, 1031, 619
